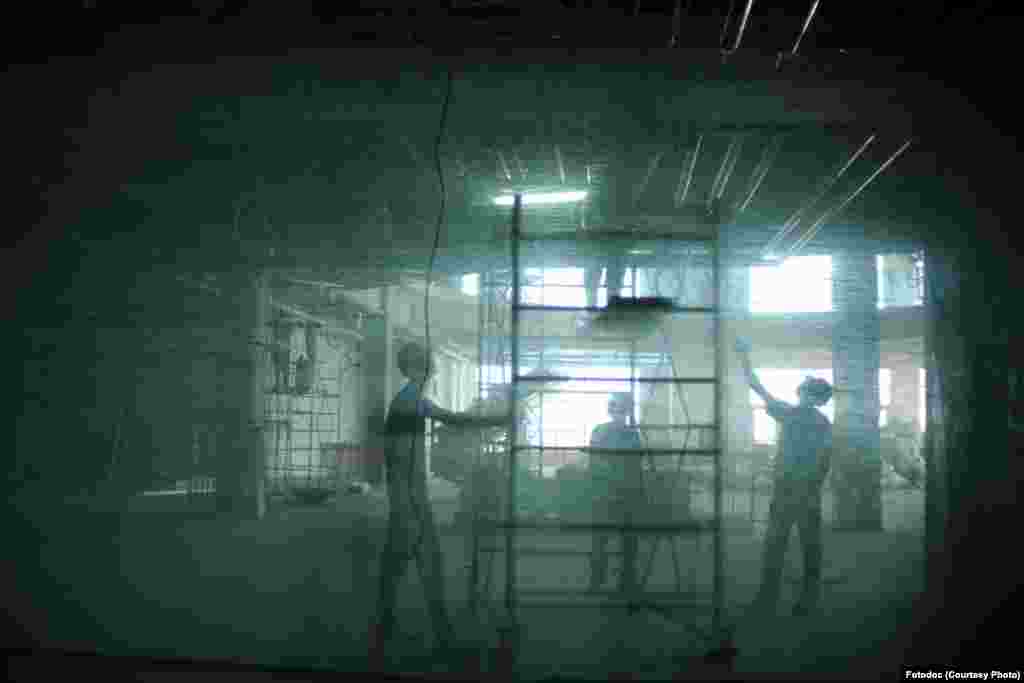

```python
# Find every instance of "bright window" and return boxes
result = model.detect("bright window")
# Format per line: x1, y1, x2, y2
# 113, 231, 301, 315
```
522, 266, 637, 308
749, 255, 833, 313
752, 408, 778, 446
878, 253, 925, 309
461, 273, 480, 297
748, 253, 924, 313
879, 368, 892, 428
530, 365, 636, 476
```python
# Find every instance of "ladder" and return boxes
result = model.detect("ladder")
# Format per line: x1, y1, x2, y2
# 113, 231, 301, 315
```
468, 193, 729, 675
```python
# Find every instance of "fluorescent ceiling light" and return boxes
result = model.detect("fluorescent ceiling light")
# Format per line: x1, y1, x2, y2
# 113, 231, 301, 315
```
492, 190, 588, 206
628, 249, 654, 256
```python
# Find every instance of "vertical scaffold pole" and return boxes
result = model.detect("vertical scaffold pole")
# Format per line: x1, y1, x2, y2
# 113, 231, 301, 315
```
499, 193, 523, 672
470, 271, 486, 619
712, 220, 726, 642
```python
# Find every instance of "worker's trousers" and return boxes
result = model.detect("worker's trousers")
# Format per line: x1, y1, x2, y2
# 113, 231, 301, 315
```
590, 495, 641, 594
756, 477, 823, 606
374, 495, 454, 653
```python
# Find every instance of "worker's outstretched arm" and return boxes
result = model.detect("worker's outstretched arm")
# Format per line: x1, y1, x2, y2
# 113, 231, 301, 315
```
403, 386, 511, 430
734, 337, 778, 405
428, 401, 511, 429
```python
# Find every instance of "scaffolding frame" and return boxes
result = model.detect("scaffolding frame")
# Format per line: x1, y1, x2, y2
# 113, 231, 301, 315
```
460, 193, 729, 673
466, 266, 516, 619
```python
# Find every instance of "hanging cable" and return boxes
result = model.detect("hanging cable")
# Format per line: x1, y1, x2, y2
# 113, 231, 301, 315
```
425, 67, 455, 391
405, 67, 455, 560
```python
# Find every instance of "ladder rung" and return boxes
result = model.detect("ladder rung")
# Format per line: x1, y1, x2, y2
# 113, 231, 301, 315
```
512, 375, 718, 384
519, 232, 716, 244
483, 520, 719, 534
637, 424, 719, 430
478, 548, 624, 556
514, 599, 716, 611
512, 446, 720, 456
513, 304, 716, 314
516, 589, 703, 600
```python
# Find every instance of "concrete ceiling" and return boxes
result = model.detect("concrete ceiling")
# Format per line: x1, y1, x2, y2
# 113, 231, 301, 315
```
60, 50, 946, 278
15, 2, 1008, 325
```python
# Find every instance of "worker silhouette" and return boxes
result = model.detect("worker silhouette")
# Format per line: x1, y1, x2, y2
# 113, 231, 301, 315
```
370, 342, 508, 669
587, 392, 644, 595
735, 337, 833, 616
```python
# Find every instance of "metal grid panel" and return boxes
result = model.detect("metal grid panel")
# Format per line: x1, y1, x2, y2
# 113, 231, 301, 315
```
263, 322, 357, 493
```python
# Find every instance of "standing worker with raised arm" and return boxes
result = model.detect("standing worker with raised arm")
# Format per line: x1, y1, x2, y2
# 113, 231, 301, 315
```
735, 337, 833, 616
369, 341, 510, 670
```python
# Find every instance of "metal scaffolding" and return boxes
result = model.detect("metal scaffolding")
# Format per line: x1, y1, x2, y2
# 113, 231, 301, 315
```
459, 193, 730, 673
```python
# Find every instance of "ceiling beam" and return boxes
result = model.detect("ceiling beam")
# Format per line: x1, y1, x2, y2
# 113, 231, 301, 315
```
736, 133, 784, 214
496, 149, 513, 182
787, 138, 916, 258
633, 147, 667, 207
674, 134, 703, 208
554, 145, 567, 185
513, 150, 528, 181
779, 0, 822, 69
708, 135, 743, 210
764, 133, 876, 257
728, 0, 756, 52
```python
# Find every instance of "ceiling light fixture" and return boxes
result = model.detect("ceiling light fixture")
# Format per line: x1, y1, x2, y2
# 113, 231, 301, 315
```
492, 190, 588, 206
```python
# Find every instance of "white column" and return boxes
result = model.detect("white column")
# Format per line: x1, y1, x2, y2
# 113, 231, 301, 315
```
361, 287, 394, 484
832, 251, 883, 531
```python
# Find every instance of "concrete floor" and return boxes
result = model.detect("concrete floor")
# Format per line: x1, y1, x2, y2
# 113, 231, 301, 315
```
11, 485, 925, 680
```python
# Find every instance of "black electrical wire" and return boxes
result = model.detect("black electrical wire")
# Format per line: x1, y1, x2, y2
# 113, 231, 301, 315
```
406, 67, 455, 561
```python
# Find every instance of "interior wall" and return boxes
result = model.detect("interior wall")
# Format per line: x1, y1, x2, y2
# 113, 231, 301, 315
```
896, 149, 1018, 667
36, 281, 255, 497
